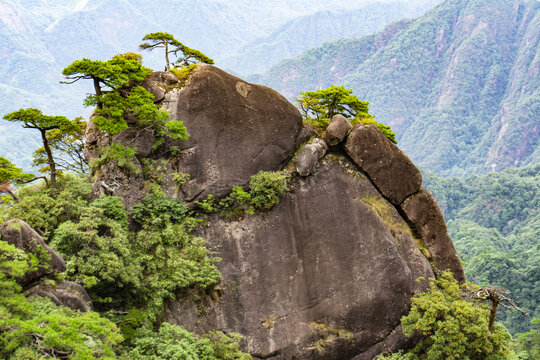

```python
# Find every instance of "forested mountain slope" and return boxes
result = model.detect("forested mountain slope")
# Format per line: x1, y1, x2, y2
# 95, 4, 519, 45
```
253, 0, 540, 176
220, 0, 441, 75
424, 163, 539, 333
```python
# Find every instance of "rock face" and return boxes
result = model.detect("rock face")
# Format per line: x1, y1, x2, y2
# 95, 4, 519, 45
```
86, 65, 304, 208
345, 124, 422, 206
0, 219, 65, 286
160, 65, 303, 201
401, 188, 466, 283
165, 157, 434, 360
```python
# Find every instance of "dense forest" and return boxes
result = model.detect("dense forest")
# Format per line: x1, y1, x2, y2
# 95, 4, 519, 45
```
423, 164, 539, 335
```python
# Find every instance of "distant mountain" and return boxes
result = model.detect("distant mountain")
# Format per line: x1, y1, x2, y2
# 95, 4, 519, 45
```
0, 0, 440, 170
253, 0, 540, 176
220, 0, 441, 75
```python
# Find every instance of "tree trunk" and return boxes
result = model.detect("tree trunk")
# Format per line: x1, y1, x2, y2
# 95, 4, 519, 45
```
165, 42, 170, 70
488, 299, 499, 332
94, 78, 103, 108
40, 129, 56, 189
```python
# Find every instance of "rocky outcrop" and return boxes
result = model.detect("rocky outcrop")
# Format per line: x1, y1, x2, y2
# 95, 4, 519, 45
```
0, 219, 65, 286
83, 66, 465, 358
345, 124, 422, 206
401, 188, 466, 283
165, 157, 434, 360
85, 65, 304, 207
27, 281, 93, 312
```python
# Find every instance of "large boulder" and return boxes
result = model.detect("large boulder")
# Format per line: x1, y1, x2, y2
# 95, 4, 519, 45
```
401, 188, 466, 283
160, 65, 304, 201
345, 125, 422, 206
0, 219, 65, 286
165, 157, 434, 360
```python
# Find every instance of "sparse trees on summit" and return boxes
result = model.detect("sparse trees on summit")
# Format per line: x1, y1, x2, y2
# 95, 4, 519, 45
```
140, 32, 214, 70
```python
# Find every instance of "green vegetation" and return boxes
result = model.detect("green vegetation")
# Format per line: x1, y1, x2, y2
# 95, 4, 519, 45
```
378, 272, 513, 360
423, 164, 539, 334
297, 85, 396, 143
121, 323, 250, 360
140, 32, 214, 71
196, 170, 290, 220
3, 109, 83, 188
308, 321, 354, 354
0, 238, 123, 359
0, 157, 36, 202
0, 175, 252, 359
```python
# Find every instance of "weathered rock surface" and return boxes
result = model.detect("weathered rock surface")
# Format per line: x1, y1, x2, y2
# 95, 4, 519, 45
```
160, 65, 303, 201
142, 71, 179, 102
401, 188, 466, 283
345, 124, 422, 206
28, 281, 93, 312
165, 157, 434, 360
295, 138, 327, 176
85, 65, 303, 206
0, 219, 65, 286
324, 114, 353, 146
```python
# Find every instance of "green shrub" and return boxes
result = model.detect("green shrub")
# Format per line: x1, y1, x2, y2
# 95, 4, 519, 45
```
0, 239, 122, 360
121, 322, 251, 360
381, 272, 513, 360
248, 170, 290, 210
351, 117, 397, 144
91, 143, 139, 174
2, 174, 91, 238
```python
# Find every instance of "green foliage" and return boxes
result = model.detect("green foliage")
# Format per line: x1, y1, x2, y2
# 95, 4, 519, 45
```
174, 45, 214, 67
92, 143, 139, 174
513, 318, 540, 360
298, 85, 371, 120
1, 174, 92, 238
394, 272, 512, 360
297, 85, 396, 143
32, 116, 88, 175
214, 170, 290, 220
352, 117, 397, 144
0, 239, 122, 360
3, 108, 83, 188
248, 170, 290, 210
62, 57, 151, 95
140, 32, 214, 70
423, 164, 539, 333
120, 322, 250, 360
0, 157, 35, 202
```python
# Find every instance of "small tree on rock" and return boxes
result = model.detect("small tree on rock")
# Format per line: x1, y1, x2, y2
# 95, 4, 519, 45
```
297, 85, 396, 143
139, 32, 183, 71
140, 32, 214, 70
174, 45, 214, 67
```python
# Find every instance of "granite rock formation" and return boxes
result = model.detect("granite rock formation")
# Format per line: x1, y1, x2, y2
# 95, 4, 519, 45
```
84, 65, 465, 359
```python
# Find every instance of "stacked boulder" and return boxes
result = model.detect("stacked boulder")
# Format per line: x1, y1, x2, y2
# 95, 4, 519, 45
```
295, 115, 464, 283
0, 219, 93, 311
